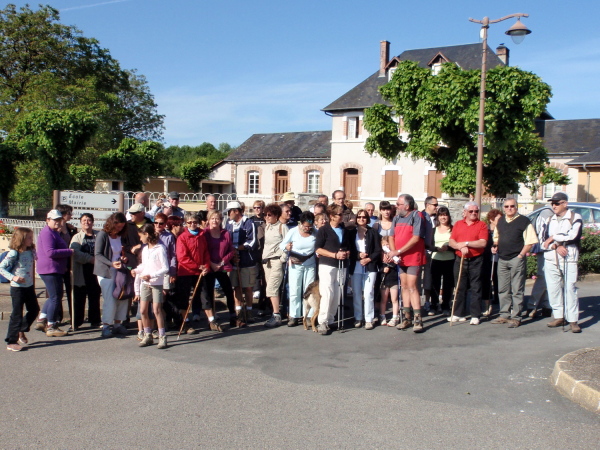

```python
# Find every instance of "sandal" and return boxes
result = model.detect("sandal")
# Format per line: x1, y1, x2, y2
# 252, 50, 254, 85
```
387, 316, 399, 327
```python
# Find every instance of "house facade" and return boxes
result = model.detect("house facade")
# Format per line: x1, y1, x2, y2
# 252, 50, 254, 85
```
208, 41, 600, 210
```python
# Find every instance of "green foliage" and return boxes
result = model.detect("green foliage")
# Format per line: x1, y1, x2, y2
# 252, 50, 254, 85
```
179, 159, 212, 191
523, 162, 571, 199
363, 60, 552, 196
10, 160, 53, 205
68, 164, 100, 190
526, 254, 538, 279
163, 143, 232, 177
579, 228, 600, 275
0, 4, 164, 210
12, 109, 97, 189
0, 140, 18, 200
98, 138, 164, 191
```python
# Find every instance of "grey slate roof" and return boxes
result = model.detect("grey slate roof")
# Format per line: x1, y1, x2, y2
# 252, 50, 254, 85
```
224, 131, 331, 162
536, 119, 600, 157
567, 148, 600, 166
322, 43, 505, 113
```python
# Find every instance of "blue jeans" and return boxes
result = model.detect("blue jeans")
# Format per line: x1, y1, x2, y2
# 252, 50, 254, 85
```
288, 263, 316, 319
39, 273, 64, 324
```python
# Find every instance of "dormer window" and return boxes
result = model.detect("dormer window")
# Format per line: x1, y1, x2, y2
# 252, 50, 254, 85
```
388, 67, 397, 81
431, 63, 442, 75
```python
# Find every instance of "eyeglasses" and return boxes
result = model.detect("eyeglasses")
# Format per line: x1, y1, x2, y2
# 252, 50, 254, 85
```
253, 206, 262, 209
468, 210, 479, 214
503, 205, 517, 209
154, 221, 166, 225
429, 203, 439, 207
331, 213, 342, 217
186, 221, 198, 225
356, 216, 368, 219
265, 213, 274, 217
551, 201, 565, 206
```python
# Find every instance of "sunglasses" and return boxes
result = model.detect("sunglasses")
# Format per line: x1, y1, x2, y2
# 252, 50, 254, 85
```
154, 221, 166, 225
356, 216, 368, 219
503, 205, 516, 209
186, 221, 198, 225
429, 203, 439, 207
253, 206, 262, 209
551, 201, 564, 206
468, 210, 479, 214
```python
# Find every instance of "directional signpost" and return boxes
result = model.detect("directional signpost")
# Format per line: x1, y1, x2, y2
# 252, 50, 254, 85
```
54, 191, 124, 226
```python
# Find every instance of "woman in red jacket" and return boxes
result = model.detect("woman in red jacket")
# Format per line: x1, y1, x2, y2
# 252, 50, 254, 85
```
175, 212, 215, 334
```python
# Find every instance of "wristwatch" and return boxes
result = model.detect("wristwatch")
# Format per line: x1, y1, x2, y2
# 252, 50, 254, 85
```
465, 241, 469, 247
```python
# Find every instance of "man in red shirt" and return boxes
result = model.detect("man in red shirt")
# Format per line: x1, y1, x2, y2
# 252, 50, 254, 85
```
448, 202, 488, 324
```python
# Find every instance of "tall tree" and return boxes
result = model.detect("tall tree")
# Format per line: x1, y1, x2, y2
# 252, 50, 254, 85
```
363, 61, 552, 197
98, 138, 164, 191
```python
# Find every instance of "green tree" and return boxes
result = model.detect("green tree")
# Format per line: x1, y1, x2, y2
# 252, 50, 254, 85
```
523, 162, 571, 200
163, 142, 232, 177
179, 159, 212, 191
98, 138, 164, 191
363, 61, 552, 196
12, 109, 97, 190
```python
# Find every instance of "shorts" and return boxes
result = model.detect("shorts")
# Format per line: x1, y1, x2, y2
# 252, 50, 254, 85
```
399, 265, 420, 276
140, 283, 164, 304
263, 258, 284, 298
229, 266, 257, 289
379, 266, 399, 289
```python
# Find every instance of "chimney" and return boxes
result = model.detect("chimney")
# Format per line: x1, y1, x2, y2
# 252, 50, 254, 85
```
379, 40, 390, 77
496, 44, 509, 66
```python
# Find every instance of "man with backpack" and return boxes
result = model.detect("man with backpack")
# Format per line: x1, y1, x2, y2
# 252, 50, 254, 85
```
541, 193, 583, 333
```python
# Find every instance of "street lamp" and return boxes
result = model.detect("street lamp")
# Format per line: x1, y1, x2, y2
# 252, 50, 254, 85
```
469, 14, 531, 206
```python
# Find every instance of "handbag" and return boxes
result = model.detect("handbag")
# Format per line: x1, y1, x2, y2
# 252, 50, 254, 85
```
112, 249, 135, 300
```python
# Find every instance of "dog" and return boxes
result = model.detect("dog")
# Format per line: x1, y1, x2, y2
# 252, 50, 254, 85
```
302, 280, 321, 332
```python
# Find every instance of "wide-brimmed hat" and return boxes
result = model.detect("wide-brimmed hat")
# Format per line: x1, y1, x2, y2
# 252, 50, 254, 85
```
281, 192, 295, 202
225, 201, 242, 212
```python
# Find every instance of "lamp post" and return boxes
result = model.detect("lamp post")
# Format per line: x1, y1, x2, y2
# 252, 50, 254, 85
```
469, 14, 531, 206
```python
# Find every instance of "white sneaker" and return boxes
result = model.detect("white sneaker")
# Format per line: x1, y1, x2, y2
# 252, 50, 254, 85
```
458, 317, 467, 322
470, 317, 480, 325
447, 315, 463, 322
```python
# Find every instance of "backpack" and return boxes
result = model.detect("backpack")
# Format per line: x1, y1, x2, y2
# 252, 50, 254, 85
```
0, 250, 19, 283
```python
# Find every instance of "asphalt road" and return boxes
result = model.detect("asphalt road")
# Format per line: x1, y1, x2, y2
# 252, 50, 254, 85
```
1, 283, 599, 449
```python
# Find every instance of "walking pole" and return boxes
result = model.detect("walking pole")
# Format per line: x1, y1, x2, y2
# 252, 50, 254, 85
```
177, 273, 203, 340
70, 253, 76, 332
235, 258, 247, 323
562, 255, 568, 333
484, 257, 495, 318
450, 255, 465, 327
337, 255, 346, 333
554, 250, 566, 332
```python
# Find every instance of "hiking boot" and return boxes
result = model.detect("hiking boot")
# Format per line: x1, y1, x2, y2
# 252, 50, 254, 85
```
152, 330, 159, 339
413, 315, 424, 333
183, 323, 197, 334
139, 332, 153, 347
46, 325, 68, 337
264, 314, 282, 328
157, 335, 168, 349
137, 330, 144, 341
34, 319, 47, 332
569, 322, 582, 333
387, 316, 399, 327
7, 343, 23, 352
101, 326, 112, 338
287, 317, 299, 327
209, 321, 224, 332
245, 310, 255, 324
112, 324, 128, 335
491, 317, 509, 324
507, 319, 521, 328
317, 322, 328, 335
365, 322, 374, 330
397, 318, 413, 330
547, 318, 566, 328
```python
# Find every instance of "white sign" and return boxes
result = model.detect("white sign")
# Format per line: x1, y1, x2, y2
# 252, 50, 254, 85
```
59, 192, 121, 220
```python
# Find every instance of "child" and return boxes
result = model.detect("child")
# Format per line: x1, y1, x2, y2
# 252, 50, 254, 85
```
1, 228, 39, 352
131, 223, 169, 349
379, 236, 400, 326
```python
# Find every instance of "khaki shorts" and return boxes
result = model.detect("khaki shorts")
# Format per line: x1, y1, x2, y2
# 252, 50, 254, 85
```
263, 259, 284, 298
229, 266, 257, 289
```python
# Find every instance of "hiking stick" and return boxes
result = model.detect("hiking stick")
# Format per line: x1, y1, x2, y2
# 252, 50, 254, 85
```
337, 256, 346, 332
554, 249, 566, 332
177, 273, 203, 340
450, 255, 465, 327
70, 253, 76, 331
562, 255, 568, 332
235, 258, 247, 323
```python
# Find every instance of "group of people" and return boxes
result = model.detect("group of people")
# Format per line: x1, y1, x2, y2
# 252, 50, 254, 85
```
2, 189, 584, 351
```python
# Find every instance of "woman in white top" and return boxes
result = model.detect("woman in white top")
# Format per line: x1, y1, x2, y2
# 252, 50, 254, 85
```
372, 201, 399, 326
132, 223, 169, 348
280, 211, 317, 326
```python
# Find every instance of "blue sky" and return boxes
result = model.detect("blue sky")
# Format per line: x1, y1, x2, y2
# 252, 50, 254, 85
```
9, 0, 600, 147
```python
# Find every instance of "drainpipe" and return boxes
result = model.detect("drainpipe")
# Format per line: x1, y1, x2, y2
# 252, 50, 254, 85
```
582, 163, 591, 202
